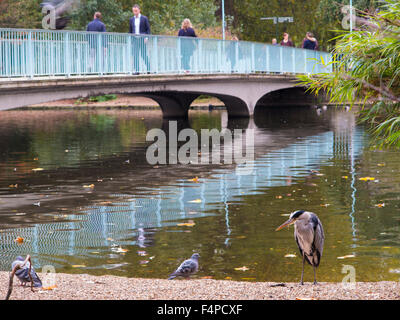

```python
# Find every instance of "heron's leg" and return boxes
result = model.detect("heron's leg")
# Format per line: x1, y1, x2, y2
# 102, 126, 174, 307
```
313, 265, 317, 285
300, 253, 305, 285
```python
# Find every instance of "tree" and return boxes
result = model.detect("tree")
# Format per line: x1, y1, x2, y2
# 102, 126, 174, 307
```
0, 0, 42, 29
68, 0, 130, 32
298, 0, 400, 147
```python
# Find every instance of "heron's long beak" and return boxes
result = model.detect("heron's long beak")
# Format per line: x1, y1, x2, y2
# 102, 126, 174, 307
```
275, 218, 295, 231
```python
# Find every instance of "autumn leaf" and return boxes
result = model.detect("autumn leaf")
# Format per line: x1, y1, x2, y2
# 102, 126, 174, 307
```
375, 203, 385, 208
359, 177, 375, 181
14, 237, 24, 244
337, 255, 356, 259
188, 177, 200, 183
284, 254, 296, 258
32, 168, 44, 172
177, 222, 196, 227
83, 184, 95, 188
234, 266, 250, 271
188, 199, 202, 204
41, 285, 57, 290
9, 184, 18, 188
72, 265, 86, 268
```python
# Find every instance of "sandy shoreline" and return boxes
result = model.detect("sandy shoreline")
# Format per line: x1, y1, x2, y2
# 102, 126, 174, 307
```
28, 95, 225, 109
1, 272, 399, 300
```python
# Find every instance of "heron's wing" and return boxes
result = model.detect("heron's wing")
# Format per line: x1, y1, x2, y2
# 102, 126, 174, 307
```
313, 216, 325, 257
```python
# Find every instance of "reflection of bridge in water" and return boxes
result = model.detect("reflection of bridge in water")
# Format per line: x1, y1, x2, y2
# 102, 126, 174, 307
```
0, 112, 365, 270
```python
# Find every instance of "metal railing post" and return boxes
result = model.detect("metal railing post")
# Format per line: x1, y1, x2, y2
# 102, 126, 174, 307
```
251, 43, 255, 73
28, 31, 34, 78
152, 36, 158, 74
65, 32, 70, 77
279, 46, 283, 73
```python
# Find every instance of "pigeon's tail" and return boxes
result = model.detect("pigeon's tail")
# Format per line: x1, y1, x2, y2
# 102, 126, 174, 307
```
168, 273, 177, 280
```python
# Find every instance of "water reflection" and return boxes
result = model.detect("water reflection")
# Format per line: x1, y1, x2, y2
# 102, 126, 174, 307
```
0, 107, 399, 282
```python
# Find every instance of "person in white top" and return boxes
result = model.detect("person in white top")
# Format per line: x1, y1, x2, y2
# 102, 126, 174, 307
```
129, 4, 151, 73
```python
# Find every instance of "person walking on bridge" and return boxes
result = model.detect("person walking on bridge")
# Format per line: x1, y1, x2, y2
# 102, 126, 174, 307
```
280, 32, 295, 47
178, 19, 197, 73
129, 4, 151, 74
301, 32, 319, 50
86, 12, 106, 73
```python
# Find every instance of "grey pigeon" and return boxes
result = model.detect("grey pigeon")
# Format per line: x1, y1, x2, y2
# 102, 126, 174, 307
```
168, 253, 200, 280
11, 256, 42, 288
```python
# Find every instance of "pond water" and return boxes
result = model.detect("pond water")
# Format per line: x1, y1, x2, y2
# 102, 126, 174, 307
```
0, 107, 400, 283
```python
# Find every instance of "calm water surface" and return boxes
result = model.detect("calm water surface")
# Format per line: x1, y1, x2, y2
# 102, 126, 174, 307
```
1, 107, 400, 282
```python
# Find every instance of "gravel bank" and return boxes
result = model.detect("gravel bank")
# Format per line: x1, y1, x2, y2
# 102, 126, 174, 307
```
1, 272, 399, 300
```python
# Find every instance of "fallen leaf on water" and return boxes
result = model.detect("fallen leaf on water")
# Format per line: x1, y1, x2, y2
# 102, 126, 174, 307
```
377, 163, 386, 167
375, 203, 385, 208
188, 199, 202, 204
188, 177, 199, 183
359, 177, 375, 181
33, 157, 39, 161
113, 247, 128, 253
284, 254, 296, 258
236, 235, 247, 239
177, 222, 196, 227
14, 237, 24, 244
32, 168, 44, 172
225, 277, 232, 280
234, 266, 250, 271
83, 184, 95, 188
337, 255, 356, 259
72, 265, 86, 268
342, 176, 348, 179
320, 204, 331, 207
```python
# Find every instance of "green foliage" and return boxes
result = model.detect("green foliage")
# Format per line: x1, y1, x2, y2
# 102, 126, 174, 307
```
0, 0, 42, 29
68, 0, 131, 32
298, 0, 400, 148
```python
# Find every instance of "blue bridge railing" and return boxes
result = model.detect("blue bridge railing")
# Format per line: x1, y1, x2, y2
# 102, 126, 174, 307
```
0, 28, 331, 78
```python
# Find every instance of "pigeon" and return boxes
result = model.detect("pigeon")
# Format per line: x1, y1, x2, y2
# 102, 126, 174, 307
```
11, 256, 42, 288
168, 253, 200, 280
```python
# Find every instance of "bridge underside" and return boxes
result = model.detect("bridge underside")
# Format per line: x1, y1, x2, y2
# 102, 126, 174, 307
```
0, 74, 322, 118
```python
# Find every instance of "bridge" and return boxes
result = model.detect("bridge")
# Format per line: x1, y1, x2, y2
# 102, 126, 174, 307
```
0, 28, 332, 117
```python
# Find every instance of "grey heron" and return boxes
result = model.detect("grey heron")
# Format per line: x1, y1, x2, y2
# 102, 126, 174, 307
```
168, 253, 200, 280
276, 210, 324, 285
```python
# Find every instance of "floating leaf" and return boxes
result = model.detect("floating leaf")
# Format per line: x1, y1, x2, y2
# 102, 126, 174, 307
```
337, 255, 356, 259
112, 247, 128, 253
359, 177, 375, 181
72, 265, 86, 268
377, 163, 386, 167
177, 222, 196, 227
188, 177, 200, 183
14, 236, 24, 244
342, 176, 348, 179
32, 168, 44, 172
234, 266, 250, 271
375, 203, 385, 208
284, 254, 296, 258
9, 184, 18, 188
188, 199, 202, 204
83, 184, 95, 188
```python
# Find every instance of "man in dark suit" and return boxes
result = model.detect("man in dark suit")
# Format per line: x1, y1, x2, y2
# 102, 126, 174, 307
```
129, 4, 151, 73
87, 12, 106, 32
86, 12, 107, 72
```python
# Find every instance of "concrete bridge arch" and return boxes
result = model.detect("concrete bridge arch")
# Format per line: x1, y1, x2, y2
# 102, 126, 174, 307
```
0, 74, 309, 118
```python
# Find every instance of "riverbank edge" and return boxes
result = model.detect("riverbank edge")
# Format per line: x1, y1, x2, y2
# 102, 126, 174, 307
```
1, 272, 399, 300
